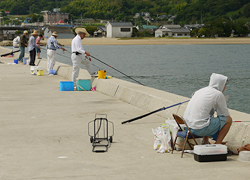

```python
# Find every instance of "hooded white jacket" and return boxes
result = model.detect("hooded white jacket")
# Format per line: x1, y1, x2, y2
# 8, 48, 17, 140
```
183, 73, 230, 129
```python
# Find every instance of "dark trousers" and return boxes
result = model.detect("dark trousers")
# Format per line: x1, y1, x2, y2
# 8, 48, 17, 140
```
29, 48, 36, 66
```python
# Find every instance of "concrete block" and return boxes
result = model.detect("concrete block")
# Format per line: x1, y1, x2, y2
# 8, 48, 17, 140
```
92, 78, 120, 97
224, 122, 248, 142
242, 125, 250, 145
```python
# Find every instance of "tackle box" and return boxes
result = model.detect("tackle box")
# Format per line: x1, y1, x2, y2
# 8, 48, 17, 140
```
194, 144, 227, 162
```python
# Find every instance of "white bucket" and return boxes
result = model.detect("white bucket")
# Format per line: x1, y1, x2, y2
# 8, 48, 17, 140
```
23, 57, 29, 65
30, 66, 42, 75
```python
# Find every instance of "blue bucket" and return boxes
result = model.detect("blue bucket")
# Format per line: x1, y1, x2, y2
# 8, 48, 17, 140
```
14, 59, 18, 64
50, 69, 56, 75
60, 81, 74, 91
76, 79, 91, 91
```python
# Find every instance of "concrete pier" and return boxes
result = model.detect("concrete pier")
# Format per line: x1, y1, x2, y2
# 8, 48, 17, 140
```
0, 46, 250, 180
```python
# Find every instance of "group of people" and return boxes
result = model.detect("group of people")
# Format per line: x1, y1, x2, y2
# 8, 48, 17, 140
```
16, 29, 232, 144
17, 28, 96, 87
17, 30, 43, 65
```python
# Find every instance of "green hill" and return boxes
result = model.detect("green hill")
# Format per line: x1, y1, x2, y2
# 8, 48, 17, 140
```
0, 0, 249, 24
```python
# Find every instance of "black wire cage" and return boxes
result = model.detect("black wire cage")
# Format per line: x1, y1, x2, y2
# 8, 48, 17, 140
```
88, 114, 114, 152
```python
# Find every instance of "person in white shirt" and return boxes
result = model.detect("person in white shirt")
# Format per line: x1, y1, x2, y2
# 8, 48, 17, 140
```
71, 28, 97, 88
46, 31, 65, 75
183, 73, 232, 144
13, 36, 20, 48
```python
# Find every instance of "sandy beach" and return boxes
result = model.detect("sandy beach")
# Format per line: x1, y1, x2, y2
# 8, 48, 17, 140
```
55, 37, 250, 46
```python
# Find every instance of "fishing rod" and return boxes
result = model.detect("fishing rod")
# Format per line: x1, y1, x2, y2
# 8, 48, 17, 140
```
234, 121, 250, 122
91, 55, 144, 86
121, 100, 190, 124
40, 47, 116, 76
1, 49, 20, 57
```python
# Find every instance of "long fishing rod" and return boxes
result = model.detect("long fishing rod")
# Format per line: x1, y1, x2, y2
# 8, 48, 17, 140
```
40, 47, 116, 76
121, 100, 190, 124
1, 49, 20, 57
91, 55, 144, 86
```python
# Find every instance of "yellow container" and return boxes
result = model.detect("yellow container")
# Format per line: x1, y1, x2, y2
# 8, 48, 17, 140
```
37, 70, 44, 76
98, 70, 107, 79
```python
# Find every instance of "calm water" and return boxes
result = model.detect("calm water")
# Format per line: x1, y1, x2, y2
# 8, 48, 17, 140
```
14, 44, 250, 114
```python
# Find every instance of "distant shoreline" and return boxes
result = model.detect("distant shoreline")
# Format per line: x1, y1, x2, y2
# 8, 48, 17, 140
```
1, 37, 250, 47
55, 37, 250, 46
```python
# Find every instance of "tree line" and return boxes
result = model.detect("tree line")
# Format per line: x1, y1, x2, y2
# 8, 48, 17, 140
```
0, 0, 249, 37
0, 0, 249, 24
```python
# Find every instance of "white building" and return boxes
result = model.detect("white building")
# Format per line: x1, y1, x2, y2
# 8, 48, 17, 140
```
106, 22, 133, 38
155, 25, 190, 38
44, 26, 74, 39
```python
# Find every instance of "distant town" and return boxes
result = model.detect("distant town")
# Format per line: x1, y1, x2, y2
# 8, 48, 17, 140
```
0, 8, 250, 42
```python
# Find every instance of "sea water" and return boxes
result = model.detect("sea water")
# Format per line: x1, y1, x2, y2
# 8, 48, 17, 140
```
18, 44, 250, 114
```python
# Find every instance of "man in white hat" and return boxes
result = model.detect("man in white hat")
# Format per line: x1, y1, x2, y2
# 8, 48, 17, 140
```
71, 28, 97, 88
18, 30, 28, 63
46, 31, 65, 75
28, 30, 40, 66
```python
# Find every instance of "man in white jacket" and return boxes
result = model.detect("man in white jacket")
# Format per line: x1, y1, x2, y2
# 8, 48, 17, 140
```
183, 73, 232, 144
71, 28, 97, 88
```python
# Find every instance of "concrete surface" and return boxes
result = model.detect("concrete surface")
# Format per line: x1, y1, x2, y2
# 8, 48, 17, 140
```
0, 46, 250, 180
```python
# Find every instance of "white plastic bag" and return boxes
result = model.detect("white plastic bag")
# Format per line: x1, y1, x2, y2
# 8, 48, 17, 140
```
157, 124, 172, 153
152, 127, 161, 150
152, 124, 172, 153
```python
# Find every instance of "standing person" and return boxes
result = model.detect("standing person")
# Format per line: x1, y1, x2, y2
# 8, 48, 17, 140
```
46, 31, 65, 75
71, 28, 97, 88
183, 73, 232, 144
36, 34, 43, 59
18, 30, 28, 63
28, 30, 40, 66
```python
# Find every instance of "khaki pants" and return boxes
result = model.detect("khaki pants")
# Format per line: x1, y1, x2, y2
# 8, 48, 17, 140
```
47, 49, 56, 74
71, 53, 94, 86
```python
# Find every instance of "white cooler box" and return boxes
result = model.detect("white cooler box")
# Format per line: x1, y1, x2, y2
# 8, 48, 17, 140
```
194, 144, 227, 162
165, 120, 202, 150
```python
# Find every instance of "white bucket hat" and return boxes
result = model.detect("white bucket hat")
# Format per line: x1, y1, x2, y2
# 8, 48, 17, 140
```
75, 28, 90, 37
52, 31, 58, 37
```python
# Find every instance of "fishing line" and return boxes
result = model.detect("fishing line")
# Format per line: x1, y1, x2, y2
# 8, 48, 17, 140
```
40, 47, 116, 76
91, 55, 144, 86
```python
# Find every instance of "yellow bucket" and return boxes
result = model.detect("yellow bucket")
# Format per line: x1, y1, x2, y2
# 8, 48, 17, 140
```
98, 70, 107, 79
37, 70, 43, 76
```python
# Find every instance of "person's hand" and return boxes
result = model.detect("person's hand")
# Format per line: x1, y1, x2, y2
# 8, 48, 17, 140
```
88, 57, 91, 61
85, 52, 91, 56
62, 47, 66, 51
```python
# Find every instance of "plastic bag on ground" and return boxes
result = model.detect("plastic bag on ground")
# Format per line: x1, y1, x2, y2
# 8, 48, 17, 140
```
152, 127, 161, 150
152, 124, 172, 153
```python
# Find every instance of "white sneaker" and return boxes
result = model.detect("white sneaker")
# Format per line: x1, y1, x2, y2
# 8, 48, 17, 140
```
91, 72, 98, 77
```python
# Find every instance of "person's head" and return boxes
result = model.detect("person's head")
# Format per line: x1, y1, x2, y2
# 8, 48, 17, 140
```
52, 31, 58, 38
39, 34, 43, 38
23, 30, 28, 36
31, 30, 38, 37
209, 73, 228, 92
75, 28, 90, 39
